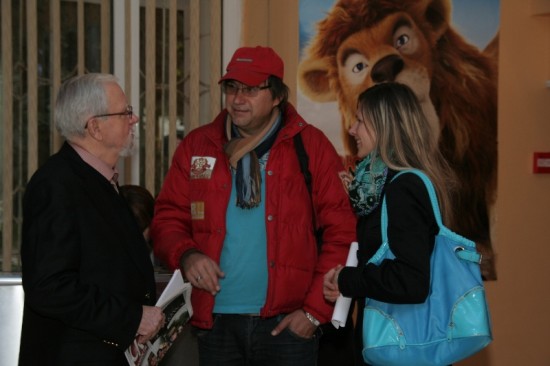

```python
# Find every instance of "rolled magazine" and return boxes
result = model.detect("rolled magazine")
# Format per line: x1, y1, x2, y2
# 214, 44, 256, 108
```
125, 269, 192, 366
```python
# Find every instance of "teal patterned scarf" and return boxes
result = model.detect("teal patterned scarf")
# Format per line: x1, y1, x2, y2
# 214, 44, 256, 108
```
348, 153, 388, 216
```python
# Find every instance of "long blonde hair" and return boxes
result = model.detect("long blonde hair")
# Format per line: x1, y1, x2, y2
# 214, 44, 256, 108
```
357, 82, 457, 227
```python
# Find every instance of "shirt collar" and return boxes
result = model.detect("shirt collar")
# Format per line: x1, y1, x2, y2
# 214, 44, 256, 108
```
69, 142, 119, 182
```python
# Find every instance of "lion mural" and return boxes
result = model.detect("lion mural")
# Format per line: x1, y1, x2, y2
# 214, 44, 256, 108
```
298, 0, 497, 280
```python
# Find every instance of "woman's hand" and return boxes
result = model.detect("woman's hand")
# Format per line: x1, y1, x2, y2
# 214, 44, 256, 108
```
323, 265, 343, 302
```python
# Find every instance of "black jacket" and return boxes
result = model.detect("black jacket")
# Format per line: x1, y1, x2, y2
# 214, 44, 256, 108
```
19, 142, 155, 366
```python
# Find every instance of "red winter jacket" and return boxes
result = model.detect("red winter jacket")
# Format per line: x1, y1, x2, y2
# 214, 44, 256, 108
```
151, 103, 356, 329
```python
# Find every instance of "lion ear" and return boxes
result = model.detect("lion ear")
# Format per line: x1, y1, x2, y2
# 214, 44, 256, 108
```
297, 55, 337, 102
418, 0, 452, 39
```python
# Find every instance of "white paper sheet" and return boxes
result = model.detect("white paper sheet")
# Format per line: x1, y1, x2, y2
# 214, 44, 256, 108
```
331, 242, 358, 328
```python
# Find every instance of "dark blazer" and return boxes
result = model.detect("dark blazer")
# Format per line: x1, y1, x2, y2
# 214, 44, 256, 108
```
19, 142, 156, 366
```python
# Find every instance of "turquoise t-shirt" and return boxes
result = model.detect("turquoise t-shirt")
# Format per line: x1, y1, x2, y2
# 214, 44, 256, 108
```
213, 167, 268, 314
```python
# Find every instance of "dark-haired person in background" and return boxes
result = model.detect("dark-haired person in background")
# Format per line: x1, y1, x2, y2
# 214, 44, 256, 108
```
120, 184, 155, 250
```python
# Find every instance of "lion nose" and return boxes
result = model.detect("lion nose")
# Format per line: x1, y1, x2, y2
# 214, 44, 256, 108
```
371, 55, 404, 83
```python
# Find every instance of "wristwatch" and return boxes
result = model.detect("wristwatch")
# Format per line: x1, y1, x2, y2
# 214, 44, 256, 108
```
304, 310, 321, 327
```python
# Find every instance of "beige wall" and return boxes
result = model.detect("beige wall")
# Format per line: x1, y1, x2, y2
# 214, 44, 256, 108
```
241, 0, 299, 105
241, 0, 550, 364
486, 0, 550, 364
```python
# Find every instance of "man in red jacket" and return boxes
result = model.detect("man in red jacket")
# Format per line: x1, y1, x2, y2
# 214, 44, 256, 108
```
151, 46, 356, 365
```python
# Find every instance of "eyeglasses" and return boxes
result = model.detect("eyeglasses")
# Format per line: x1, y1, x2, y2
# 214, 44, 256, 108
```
221, 82, 271, 97
92, 105, 134, 120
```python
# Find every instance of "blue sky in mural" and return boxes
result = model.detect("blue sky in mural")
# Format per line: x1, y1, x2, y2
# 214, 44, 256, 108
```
299, 0, 500, 54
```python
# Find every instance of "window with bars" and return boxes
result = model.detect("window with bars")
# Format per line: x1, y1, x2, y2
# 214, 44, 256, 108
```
0, 0, 222, 272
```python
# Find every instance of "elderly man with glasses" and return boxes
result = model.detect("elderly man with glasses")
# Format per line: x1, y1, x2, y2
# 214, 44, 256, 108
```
151, 46, 357, 366
19, 73, 165, 366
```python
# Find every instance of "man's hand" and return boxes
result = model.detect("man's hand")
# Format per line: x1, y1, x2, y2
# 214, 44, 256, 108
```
270, 310, 318, 338
136, 305, 165, 344
182, 251, 225, 295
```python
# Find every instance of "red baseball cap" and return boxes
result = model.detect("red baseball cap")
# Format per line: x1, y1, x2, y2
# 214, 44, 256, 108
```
219, 46, 284, 86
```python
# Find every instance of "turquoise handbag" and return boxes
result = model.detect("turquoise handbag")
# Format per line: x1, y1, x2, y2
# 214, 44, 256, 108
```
362, 170, 492, 366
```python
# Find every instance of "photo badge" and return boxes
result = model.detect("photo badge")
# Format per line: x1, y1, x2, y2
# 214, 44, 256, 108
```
190, 156, 216, 179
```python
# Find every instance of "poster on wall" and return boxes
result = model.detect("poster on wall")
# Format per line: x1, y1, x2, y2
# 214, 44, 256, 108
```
297, 0, 499, 280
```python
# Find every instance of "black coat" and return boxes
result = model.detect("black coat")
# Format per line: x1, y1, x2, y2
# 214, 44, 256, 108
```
19, 142, 156, 366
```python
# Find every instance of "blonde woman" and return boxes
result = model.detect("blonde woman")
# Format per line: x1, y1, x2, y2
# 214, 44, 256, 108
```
323, 82, 456, 365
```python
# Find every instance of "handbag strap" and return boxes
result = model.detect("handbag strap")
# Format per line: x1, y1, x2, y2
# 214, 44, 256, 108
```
373, 169, 481, 264
382, 170, 443, 235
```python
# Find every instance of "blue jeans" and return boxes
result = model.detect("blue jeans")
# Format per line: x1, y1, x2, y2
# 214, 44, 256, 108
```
194, 313, 320, 366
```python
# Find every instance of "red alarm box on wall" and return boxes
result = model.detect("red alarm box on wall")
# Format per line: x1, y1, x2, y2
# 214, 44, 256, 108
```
533, 152, 550, 174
